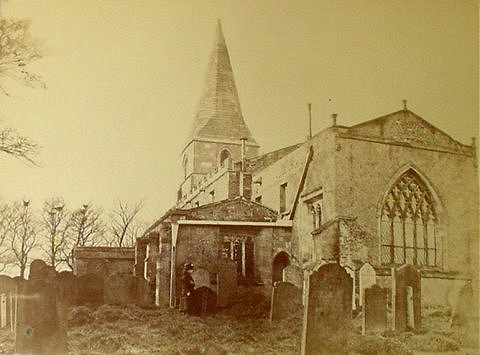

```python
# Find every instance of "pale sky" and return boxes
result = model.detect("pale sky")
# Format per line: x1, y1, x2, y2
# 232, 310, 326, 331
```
0, 0, 478, 224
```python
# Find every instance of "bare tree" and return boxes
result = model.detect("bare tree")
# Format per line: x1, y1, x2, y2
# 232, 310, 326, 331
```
108, 200, 144, 247
0, 200, 15, 272
0, 18, 43, 163
40, 197, 70, 269
7, 200, 37, 278
60, 203, 105, 270
0, 18, 44, 94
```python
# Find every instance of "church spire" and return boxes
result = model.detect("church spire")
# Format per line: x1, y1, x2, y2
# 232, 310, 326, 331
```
188, 20, 258, 146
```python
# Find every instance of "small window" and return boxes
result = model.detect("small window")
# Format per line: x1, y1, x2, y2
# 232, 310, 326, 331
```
255, 196, 262, 204
279, 183, 287, 213
219, 149, 231, 168
311, 203, 322, 229
221, 235, 254, 281
209, 190, 215, 203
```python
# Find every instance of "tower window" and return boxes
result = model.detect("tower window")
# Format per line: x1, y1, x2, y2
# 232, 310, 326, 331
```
219, 149, 232, 168
380, 170, 439, 267
279, 183, 288, 213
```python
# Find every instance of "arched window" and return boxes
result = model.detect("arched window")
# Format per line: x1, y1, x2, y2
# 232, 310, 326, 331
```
219, 149, 231, 168
380, 170, 438, 267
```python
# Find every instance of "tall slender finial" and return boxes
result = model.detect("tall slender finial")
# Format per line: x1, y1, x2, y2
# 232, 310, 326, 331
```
402, 99, 408, 111
308, 103, 312, 139
332, 113, 338, 126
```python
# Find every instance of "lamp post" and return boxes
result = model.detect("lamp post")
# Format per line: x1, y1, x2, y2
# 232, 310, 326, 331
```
49, 204, 64, 269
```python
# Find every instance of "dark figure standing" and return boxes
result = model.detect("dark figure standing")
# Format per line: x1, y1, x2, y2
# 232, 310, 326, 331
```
180, 263, 195, 314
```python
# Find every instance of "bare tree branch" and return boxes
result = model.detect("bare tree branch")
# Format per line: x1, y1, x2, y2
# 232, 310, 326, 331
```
0, 127, 39, 164
108, 200, 144, 247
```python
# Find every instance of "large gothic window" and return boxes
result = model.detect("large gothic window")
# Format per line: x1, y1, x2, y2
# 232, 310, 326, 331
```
380, 170, 438, 267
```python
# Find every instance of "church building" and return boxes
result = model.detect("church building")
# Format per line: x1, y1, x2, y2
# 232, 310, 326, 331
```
135, 21, 478, 309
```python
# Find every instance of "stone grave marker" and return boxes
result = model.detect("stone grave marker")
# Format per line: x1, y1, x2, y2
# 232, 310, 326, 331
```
75, 273, 104, 304
217, 258, 237, 308
0, 293, 6, 328
191, 286, 217, 316
362, 285, 387, 334
55, 271, 76, 304
270, 281, 302, 321
15, 260, 67, 354
192, 267, 211, 289
301, 263, 353, 355
393, 264, 421, 331
282, 264, 303, 288
359, 263, 376, 307
451, 281, 473, 327
345, 266, 356, 310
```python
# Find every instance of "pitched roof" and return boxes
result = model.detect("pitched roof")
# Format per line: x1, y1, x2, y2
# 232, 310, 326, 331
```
187, 21, 257, 145
245, 142, 303, 173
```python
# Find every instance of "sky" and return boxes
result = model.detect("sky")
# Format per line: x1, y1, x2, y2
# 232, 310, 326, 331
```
0, 0, 478, 224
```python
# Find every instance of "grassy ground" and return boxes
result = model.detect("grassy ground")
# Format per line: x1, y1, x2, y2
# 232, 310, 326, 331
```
0, 298, 477, 354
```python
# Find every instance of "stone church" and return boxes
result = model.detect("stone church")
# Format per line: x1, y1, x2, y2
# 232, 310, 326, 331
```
134, 21, 478, 309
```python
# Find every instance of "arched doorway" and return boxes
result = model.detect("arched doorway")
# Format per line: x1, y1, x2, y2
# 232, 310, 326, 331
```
272, 251, 290, 284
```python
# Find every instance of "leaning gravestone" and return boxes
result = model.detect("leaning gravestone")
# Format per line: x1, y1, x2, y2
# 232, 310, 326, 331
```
393, 264, 421, 331
362, 285, 387, 335
301, 263, 353, 355
15, 260, 67, 354
217, 258, 237, 308
359, 263, 376, 307
270, 281, 302, 321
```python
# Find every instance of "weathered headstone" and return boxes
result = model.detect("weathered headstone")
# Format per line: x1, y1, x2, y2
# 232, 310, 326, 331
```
359, 263, 376, 306
362, 285, 387, 335
0, 293, 6, 328
55, 271, 76, 304
451, 281, 473, 327
301, 263, 353, 355
192, 267, 211, 289
104, 274, 136, 304
393, 264, 421, 331
283, 264, 303, 288
135, 276, 155, 307
270, 281, 302, 321
75, 273, 104, 304
15, 260, 67, 354
217, 258, 237, 308
191, 286, 217, 316
345, 266, 356, 310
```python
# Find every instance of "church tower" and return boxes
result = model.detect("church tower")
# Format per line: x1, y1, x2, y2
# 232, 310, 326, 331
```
178, 21, 260, 200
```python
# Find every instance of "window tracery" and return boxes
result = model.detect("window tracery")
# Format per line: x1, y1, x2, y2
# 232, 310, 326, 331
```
380, 170, 438, 267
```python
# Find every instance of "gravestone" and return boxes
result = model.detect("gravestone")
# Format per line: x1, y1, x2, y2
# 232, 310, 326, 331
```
192, 267, 211, 289
55, 271, 76, 304
345, 267, 356, 310
301, 263, 353, 355
359, 263, 376, 306
75, 273, 104, 304
135, 276, 155, 307
270, 281, 302, 321
217, 258, 237, 308
15, 260, 67, 354
393, 264, 421, 331
0, 293, 6, 328
362, 285, 387, 334
191, 286, 217, 316
104, 274, 136, 304
283, 264, 303, 288
451, 282, 473, 327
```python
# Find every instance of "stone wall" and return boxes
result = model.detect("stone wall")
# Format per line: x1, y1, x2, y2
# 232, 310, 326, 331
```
73, 247, 135, 278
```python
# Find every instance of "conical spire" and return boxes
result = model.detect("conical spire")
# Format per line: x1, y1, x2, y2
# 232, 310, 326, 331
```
188, 20, 257, 145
